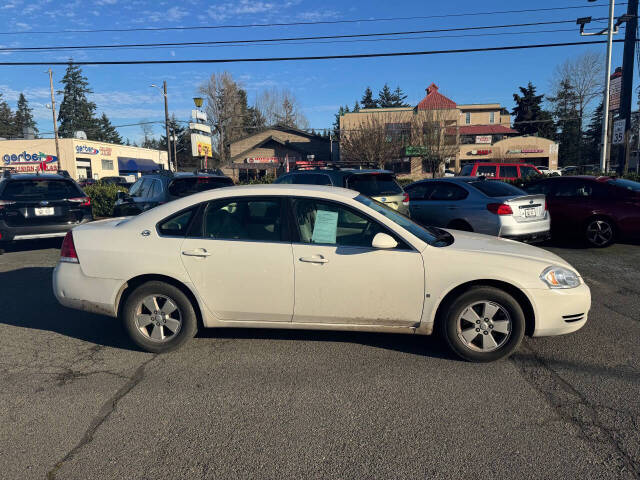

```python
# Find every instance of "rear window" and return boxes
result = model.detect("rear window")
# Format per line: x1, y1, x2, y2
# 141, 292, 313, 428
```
346, 173, 403, 196
168, 177, 234, 198
467, 180, 526, 197
1, 179, 82, 200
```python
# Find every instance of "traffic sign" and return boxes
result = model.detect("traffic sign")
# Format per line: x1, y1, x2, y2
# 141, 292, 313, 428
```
612, 119, 626, 145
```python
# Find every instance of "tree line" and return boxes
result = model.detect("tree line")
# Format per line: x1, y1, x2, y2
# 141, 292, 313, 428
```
0, 92, 39, 139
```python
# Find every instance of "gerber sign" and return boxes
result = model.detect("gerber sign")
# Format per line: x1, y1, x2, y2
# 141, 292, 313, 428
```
2, 151, 59, 172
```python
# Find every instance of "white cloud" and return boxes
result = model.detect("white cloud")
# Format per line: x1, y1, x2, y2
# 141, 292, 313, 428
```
14, 22, 31, 31
95, 0, 118, 5
208, 0, 301, 21
166, 6, 188, 21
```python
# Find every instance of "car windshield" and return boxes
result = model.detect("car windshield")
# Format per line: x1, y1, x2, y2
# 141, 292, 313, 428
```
1, 179, 82, 200
347, 173, 403, 196
467, 180, 526, 197
608, 178, 640, 192
168, 177, 234, 197
355, 194, 453, 247
460, 164, 473, 176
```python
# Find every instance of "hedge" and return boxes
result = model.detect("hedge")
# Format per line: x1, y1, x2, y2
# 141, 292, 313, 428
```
83, 183, 128, 218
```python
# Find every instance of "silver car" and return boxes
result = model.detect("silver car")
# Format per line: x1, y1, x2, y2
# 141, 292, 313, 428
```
405, 177, 550, 242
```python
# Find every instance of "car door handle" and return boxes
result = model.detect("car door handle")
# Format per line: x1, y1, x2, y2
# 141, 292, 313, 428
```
299, 255, 329, 264
182, 249, 211, 258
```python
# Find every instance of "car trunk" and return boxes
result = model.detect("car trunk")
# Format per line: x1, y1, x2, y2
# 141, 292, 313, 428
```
500, 194, 547, 223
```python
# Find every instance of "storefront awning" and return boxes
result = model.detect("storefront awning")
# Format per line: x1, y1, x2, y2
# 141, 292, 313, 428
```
117, 157, 159, 172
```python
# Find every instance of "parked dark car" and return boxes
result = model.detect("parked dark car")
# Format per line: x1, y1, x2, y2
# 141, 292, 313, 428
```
0, 171, 93, 244
274, 168, 409, 215
100, 176, 134, 190
113, 171, 234, 216
78, 178, 97, 188
524, 176, 640, 247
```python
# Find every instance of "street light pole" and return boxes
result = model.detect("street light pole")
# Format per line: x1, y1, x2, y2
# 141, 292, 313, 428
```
601, 0, 615, 173
150, 82, 173, 171
47, 68, 61, 172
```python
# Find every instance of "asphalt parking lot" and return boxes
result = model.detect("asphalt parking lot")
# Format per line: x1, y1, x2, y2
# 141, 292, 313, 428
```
0, 239, 639, 480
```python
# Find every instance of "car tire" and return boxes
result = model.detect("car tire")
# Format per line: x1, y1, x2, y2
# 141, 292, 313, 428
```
122, 281, 198, 353
584, 217, 615, 248
440, 286, 525, 362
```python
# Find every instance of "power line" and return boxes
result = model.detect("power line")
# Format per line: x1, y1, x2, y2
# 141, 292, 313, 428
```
0, 39, 625, 66
0, 18, 611, 53
0, 2, 624, 36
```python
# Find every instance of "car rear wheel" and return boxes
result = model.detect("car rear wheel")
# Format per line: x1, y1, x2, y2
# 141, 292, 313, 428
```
585, 217, 615, 248
440, 286, 525, 362
122, 281, 198, 353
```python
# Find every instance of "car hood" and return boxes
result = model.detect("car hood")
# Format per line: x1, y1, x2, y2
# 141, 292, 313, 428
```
442, 229, 573, 270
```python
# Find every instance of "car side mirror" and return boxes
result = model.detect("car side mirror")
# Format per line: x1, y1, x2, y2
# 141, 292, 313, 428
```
372, 232, 398, 249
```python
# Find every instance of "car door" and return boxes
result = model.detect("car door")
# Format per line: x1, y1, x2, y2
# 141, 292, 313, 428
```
411, 182, 469, 227
180, 196, 294, 322
541, 179, 602, 232
405, 182, 437, 225
289, 197, 424, 326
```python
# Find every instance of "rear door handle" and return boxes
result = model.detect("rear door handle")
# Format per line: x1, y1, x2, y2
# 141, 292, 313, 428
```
182, 249, 211, 258
299, 255, 329, 264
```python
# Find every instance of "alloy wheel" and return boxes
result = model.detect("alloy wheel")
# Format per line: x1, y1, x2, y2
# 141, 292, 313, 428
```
135, 294, 183, 342
456, 301, 512, 352
586, 220, 613, 247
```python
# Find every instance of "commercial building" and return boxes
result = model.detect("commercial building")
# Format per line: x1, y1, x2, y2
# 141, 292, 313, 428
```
0, 138, 169, 179
227, 125, 332, 181
339, 83, 559, 176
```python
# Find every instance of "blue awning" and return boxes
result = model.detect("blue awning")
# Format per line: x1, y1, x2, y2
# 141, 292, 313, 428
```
117, 157, 159, 172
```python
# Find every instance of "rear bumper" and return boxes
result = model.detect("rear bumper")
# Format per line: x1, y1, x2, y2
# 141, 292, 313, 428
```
501, 230, 551, 244
0, 216, 92, 242
530, 282, 591, 337
53, 262, 123, 317
499, 216, 550, 243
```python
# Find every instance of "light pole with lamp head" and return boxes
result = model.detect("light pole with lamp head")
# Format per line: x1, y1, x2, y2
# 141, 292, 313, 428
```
150, 82, 172, 171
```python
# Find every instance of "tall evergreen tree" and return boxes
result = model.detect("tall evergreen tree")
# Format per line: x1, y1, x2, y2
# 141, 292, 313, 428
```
57, 62, 98, 139
512, 82, 555, 138
14, 93, 38, 138
548, 79, 581, 166
95, 113, 122, 144
583, 100, 604, 163
353, 100, 360, 112
0, 93, 16, 138
361, 87, 377, 108
333, 105, 350, 140
390, 86, 409, 107
377, 83, 395, 108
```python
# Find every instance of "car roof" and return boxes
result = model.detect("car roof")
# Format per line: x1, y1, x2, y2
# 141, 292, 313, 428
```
288, 168, 393, 176
1, 173, 73, 181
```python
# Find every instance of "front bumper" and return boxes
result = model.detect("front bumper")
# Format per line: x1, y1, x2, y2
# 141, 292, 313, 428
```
0, 216, 92, 242
530, 282, 591, 337
53, 262, 123, 317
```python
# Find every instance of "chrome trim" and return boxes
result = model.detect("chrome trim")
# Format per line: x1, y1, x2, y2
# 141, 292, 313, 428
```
13, 232, 68, 240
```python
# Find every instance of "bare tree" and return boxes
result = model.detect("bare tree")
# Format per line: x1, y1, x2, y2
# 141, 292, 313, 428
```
255, 87, 309, 129
410, 111, 459, 178
340, 115, 405, 168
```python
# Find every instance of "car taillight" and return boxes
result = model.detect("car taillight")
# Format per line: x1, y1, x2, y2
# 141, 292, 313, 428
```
402, 192, 410, 206
69, 197, 91, 207
60, 231, 79, 263
0, 200, 16, 209
487, 203, 513, 215
544, 199, 548, 210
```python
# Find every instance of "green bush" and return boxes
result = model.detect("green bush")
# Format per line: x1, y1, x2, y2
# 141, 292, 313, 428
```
84, 183, 128, 218
237, 176, 274, 185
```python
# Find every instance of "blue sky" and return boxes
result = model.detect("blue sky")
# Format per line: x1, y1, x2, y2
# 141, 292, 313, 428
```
0, 0, 633, 142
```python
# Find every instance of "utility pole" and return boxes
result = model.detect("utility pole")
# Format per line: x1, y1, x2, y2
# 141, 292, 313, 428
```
618, 0, 639, 173
48, 68, 61, 172
601, 0, 616, 173
172, 127, 178, 171
163, 81, 172, 171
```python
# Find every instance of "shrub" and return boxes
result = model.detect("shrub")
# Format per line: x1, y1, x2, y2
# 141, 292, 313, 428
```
84, 183, 127, 218
237, 176, 274, 185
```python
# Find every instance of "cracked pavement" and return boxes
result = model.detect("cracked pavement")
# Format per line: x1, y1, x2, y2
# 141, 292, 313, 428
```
0, 238, 638, 479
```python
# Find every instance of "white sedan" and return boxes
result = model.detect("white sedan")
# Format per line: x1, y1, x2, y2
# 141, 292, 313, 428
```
53, 184, 591, 362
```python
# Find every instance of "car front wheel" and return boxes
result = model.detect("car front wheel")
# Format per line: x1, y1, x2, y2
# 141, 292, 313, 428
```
122, 281, 198, 353
585, 217, 615, 248
440, 286, 525, 362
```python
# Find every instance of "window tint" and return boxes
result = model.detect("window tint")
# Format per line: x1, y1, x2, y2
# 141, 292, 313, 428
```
476, 165, 497, 177
428, 183, 468, 201
201, 198, 283, 242
405, 183, 435, 201
130, 178, 152, 198
148, 180, 162, 198
346, 173, 402, 196
275, 175, 293, 184
1, 179, 82, 200
158, 209, 195, 237
499, 165, 518, 178
128, 179, 144, 196
293, 198, 386, 247
525, 181, 553, 196
519, 166, 538, 178
460, 164, 474, 176
608, 178, 640, 192
290, 173, 332, 185
555, 180, 595, 197
168, 177, 233, 198
468, 180, 526, 197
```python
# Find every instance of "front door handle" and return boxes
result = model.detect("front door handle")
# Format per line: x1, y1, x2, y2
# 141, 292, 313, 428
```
182, 248, 211, 258
299, 255, 329, 264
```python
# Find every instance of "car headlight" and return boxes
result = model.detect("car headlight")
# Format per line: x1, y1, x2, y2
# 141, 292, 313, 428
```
540, 266, 581, 289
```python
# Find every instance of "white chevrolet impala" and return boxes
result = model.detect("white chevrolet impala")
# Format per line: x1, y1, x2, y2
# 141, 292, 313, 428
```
53, 185, 591, 362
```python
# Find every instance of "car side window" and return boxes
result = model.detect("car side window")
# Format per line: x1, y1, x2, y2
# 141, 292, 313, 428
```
199, 197, 284, 242
499, 165, 518, 178
292, 198, 393, 248
148, 180, 162, 198
405, 183, 434, 201
129, 179, 144, 196
158, 208, 196, 237
519, 166, 538, 178
555, 180, 594, 197
525, 181, 553, 196
429, 183, 468, 201
289, 173, 332, 185
476, 165, 497, 177
276, 174, 292, 184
